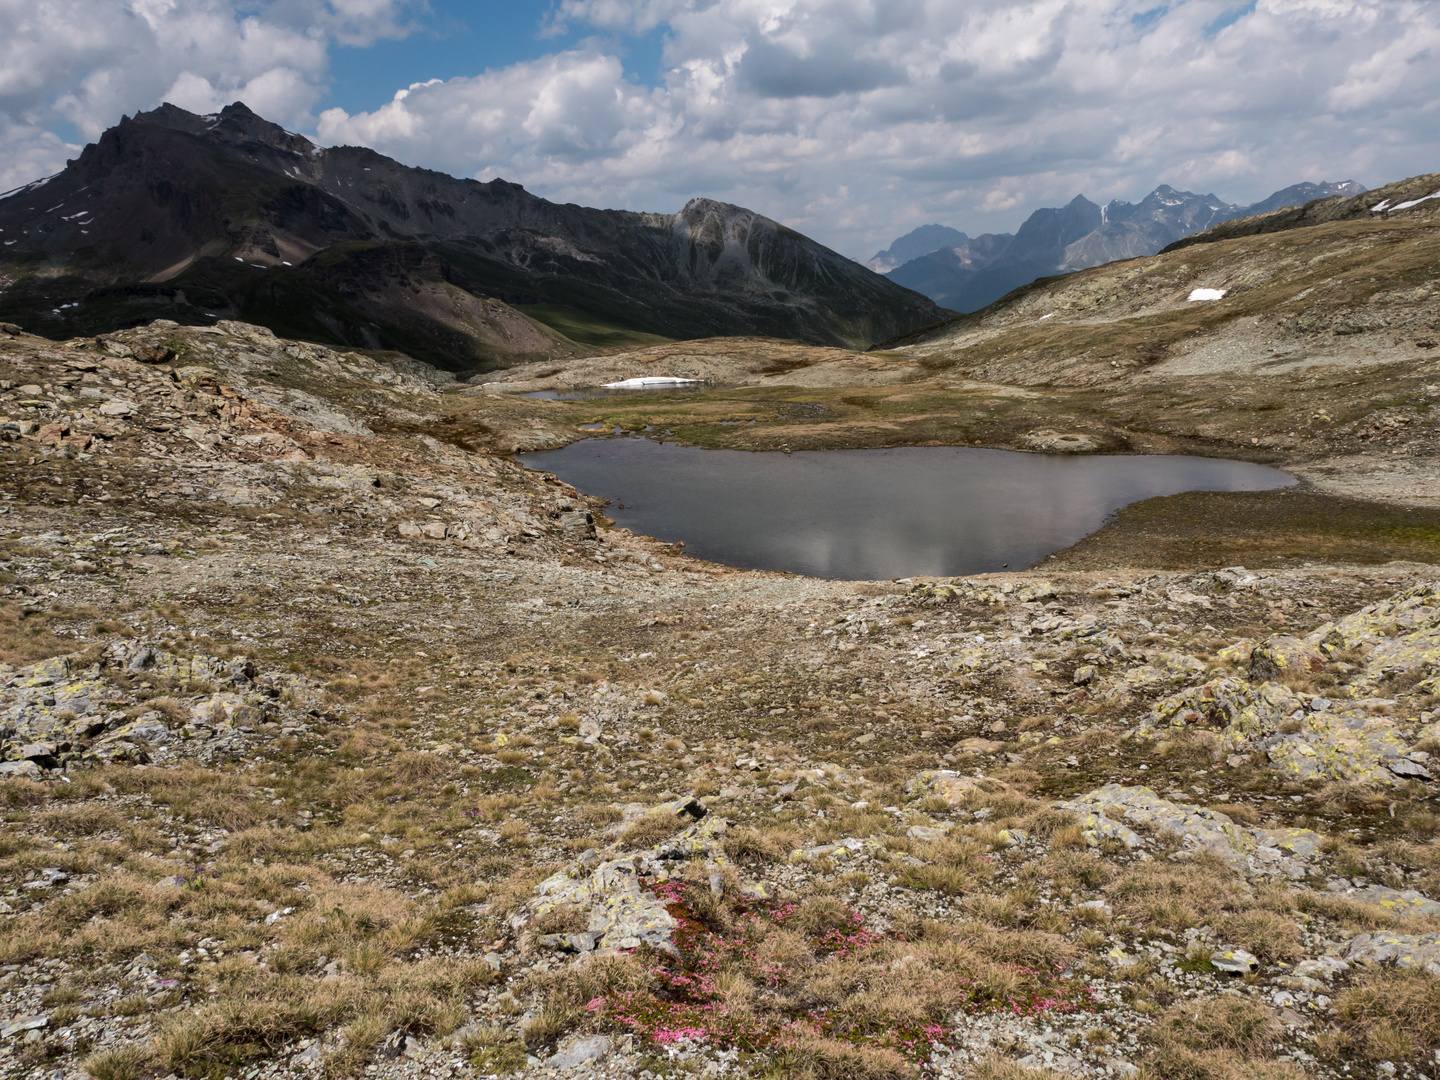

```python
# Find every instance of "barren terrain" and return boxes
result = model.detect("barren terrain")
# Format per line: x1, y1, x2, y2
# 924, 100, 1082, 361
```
0, 310, 1433, 1080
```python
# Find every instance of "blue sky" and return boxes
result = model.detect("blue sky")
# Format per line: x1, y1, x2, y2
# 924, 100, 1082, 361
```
326, 2, 668, 114
2, 0, 1438, 258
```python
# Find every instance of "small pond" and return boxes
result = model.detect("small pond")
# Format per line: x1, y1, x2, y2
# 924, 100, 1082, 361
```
518, 439, 1296, 580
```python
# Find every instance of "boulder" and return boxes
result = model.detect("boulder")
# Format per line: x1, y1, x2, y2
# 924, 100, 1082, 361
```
1020, 430, 1098, 453
131, 342, 176, 364
1249, 635, 1327, 682
1210, 948, 1258, 974
524, 815, 733, 955
558, 509, 596, 540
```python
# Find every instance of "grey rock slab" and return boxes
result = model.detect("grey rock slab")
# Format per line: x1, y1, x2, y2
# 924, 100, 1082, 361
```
1, 1015, 47, 1038
549, 1035, 612, 1069
1343, 932, 1440, 974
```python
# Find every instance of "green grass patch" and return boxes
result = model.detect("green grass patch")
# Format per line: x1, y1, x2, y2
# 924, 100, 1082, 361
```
518, 305, 672, 350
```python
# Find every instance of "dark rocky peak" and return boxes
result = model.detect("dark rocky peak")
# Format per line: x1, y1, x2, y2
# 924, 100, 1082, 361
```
1007, 194, 1102, 260
134, 101, 318, 160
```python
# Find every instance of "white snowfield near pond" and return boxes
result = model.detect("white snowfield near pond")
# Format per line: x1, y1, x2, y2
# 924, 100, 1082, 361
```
601, 376, 704, 388
1187, 288, 1228, 301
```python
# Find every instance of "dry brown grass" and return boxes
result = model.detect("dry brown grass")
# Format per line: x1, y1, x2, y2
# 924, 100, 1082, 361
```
1215, 909, 1302, 964
575, 803, 623, 826
769, 1033, 916, 1080
1143, 997, 1306, 1080
1323, 968, 1440, 1064
968, 1056, 1076, 1080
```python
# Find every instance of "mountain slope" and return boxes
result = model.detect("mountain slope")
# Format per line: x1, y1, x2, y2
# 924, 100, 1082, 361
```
884, 171, 1440, 392
1162, 173, 1440, 252
883, 180, 1364, 314
0, 102, 945, 368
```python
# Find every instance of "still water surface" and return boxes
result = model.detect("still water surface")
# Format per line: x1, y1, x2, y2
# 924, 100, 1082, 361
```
519, 439, 1296, 580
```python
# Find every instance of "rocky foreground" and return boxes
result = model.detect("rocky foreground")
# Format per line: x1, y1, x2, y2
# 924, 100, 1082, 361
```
0, 320, 1436, 1080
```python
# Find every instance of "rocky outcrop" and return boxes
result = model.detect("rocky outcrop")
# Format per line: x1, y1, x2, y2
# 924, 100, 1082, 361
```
1058, 785, 1322, 880
520, 806, 730, 955
0, 640, 307, 773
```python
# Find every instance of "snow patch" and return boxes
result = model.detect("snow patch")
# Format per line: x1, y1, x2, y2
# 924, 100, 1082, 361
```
1390, 190, 1440, 212
1187, 288, 1227, 302
601, 377, 704, 389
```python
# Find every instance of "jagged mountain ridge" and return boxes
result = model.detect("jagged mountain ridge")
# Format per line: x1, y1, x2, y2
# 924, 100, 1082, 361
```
0, 103, 946, 369
882, 180, 1365, 314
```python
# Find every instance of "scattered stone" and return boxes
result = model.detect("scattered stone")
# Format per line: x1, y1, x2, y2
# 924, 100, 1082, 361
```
906, 770, 1006, 806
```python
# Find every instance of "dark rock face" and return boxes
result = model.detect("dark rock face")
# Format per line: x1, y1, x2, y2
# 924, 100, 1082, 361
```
884, 181, 1365, 315
0, 103, 944, 368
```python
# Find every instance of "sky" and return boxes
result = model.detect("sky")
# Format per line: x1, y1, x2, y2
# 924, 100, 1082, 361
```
1, 0, 1437, 260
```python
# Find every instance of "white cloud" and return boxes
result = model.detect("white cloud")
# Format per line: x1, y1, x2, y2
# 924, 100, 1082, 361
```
0, 0, 416, 181
4, 0, 1439, 260
311, 0, 1440, 257
0, 121, 80, 195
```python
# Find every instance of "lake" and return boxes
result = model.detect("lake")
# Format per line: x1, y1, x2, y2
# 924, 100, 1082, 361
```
518, 439, 1296, 580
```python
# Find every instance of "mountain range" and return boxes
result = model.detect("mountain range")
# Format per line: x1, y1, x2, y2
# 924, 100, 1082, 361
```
870, 181, 1366, 314
0, 103, 946, 371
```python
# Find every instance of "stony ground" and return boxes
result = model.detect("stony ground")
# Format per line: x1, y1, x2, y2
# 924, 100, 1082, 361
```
0, 320, 1437, 1080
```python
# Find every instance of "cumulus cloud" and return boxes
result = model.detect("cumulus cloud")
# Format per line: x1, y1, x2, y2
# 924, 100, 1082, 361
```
5, 0, 1439, 259
0, 0, 417, 182
311, 0, 1440, 256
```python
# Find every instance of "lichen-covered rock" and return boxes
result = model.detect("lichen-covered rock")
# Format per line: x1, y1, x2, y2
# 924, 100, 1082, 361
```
1249, 635, 1327, 682
1264, 711, 1419, 784
1151, 675, 1424, 785
1325, 881, 1440, 918
1057, 785, 1321, 879
523, 814, 732, 955
1210, 948, 1258, 973
1306, 582, 1440, 693
1341, 931, 1440, 975
1152, 678, 1303, 734
911, 577, 1057, 606
1111, 652, 1206, 695
0, 640, 300, 774
905, 770, 1007, 807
